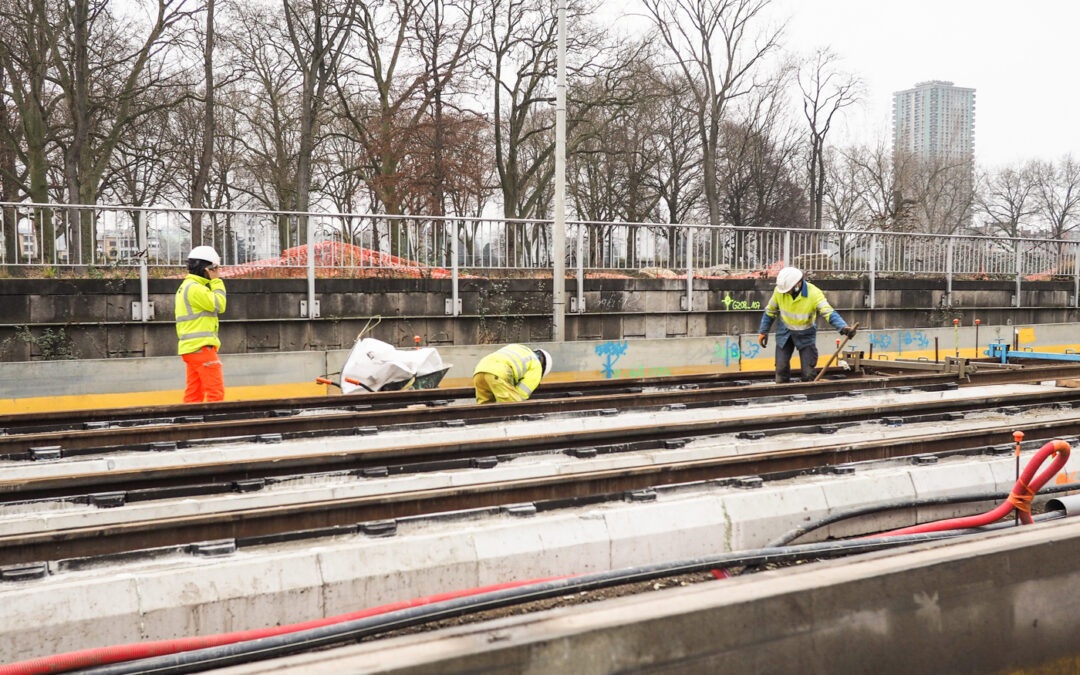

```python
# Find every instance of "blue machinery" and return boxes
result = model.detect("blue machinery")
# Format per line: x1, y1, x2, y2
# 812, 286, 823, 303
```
986, 341, 1080, 364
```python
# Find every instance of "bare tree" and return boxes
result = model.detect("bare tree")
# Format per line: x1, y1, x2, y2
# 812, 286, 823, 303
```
1031, 156, 1080, 241
332, 0, 477, 254
222, 4, 300, 247
822, 148, 868, 231
282, 0, 356, 243
0, 57, 24, 264
189, 0, 216, 246
798, 47, 859, 230
0, 0, 62, 260
412, 0, 481, 217
50, 0, 191, 263
102, 99, 177, 208
906, 156, 975, 235
846, 142, 916, 231
976, 162, 1035, 239
642, 0, 783, 239
484, 0, 637, 263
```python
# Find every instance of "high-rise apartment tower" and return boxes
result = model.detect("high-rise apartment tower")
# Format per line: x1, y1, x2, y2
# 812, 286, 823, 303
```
892, 80, 975, 162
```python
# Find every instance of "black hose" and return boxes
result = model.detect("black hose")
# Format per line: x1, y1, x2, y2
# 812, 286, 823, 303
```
767, 480, 1080, 548
75, 518, 1064, 675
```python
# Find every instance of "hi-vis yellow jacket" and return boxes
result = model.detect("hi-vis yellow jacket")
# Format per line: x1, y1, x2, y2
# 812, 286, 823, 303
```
758, 281, 846, 349
473, 343, 543, 399
175, 274, 227, 355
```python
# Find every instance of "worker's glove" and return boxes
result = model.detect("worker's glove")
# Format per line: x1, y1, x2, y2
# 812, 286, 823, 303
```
758, 333, 768, 348
839, 326, 857, 338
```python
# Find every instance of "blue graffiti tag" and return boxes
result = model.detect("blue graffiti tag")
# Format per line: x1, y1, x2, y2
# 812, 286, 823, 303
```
714, 340, 742, 367
595, 340, 629, 378
901, 330, 929, 348
868, 332, 892, 350
741, 342, 760, 359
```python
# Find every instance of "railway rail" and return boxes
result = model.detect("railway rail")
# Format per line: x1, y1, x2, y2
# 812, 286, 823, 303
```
0, 369, 781, 434
4, 363, 1080, 457
1, 357, 1073, 437
2, 385, 1076, 505
2, 387, 1080, 566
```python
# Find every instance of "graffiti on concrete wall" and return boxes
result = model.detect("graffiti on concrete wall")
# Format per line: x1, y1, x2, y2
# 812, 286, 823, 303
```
866, 330, 930, 354
595, 340, 672, 378
868, 332, 892, 350
595, 340, 628, 378
721, 293, 762, 311
901, 330, 930, 349
713, 339, 761, 367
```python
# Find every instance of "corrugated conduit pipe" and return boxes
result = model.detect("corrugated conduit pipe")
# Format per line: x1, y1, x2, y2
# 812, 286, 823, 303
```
871, 438, 1070, 538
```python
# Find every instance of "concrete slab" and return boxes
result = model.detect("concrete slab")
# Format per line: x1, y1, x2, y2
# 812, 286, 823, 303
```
214, 518, 1080, 675
0, 452, 1035, 663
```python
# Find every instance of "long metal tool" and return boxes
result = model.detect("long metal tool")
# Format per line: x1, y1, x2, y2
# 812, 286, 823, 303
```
814, 322, 860, 382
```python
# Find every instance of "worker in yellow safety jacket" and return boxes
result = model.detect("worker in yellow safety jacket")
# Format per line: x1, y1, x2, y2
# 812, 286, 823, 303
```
758, 266, 855, 383
176, 245, 227, 402
473, 344, 554, 404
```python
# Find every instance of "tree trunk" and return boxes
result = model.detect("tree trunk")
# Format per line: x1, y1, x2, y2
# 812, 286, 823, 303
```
190, 0, 215, 248
0, 69, 18, 265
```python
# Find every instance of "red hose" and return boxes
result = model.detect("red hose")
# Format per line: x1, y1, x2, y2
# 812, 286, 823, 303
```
1, 575, 572, 675
871, 439, 1071, 537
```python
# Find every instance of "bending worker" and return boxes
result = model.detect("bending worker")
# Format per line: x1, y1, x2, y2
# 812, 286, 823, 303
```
758, 266, 855, 383
176, 245, 227, 402
473, 343, 553, 404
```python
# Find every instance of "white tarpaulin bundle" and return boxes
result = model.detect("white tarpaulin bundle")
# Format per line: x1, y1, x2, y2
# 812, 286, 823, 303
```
340, 337, 448, 394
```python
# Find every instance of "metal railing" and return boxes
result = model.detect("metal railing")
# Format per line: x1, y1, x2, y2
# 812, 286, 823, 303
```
2, 203, 1079, 318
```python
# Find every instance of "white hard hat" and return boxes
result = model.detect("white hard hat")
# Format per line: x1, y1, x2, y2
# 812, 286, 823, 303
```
188, 245, 221, 266
776, 266, 803, 294
534, 348, 553, 376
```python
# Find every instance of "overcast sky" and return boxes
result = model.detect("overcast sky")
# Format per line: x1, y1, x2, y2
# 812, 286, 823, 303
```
608, 0, 1076, 169
773, 0, 1080, 169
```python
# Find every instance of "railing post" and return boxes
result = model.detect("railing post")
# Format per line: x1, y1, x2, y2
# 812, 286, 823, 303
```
576, 223, 584, 313
1015, 241, 1022, 308
307, 215, 317, 319
450, 219, 460, 317
685, 226, 694, 312
783, 230, 790, 268
137, 210, 149, 323
1073, 242, 1079, 309
868, 233, 877, 310
946, 236, 954, 307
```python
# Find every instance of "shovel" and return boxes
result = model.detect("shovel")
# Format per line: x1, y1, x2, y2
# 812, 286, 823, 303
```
813, 321, 860, 383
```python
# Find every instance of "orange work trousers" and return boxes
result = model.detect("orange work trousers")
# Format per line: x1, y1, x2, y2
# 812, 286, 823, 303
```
182, 345, 225, 403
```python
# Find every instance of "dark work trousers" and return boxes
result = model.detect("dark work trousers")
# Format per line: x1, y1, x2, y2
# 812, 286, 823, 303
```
775, 338, 818, 383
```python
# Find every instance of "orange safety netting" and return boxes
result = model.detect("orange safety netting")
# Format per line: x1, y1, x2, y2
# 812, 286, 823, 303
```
214, 241, 455, 279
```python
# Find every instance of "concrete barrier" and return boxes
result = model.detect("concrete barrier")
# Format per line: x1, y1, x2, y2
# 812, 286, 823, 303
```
243, 517, 1080, 674
3, 322, 1080, 413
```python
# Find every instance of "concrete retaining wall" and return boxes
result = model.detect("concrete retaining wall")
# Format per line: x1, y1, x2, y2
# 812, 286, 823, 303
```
4, 322, 1080, 413
1, 276, 1077, 362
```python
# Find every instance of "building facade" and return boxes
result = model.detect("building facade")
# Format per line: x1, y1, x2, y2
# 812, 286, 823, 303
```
892, 80, 976, 163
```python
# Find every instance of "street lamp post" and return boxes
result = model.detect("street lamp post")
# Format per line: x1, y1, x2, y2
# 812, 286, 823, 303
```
552, 0, 567, 341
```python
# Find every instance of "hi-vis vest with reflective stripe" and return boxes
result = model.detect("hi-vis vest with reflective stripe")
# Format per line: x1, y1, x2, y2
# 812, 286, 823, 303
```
473, 343, 543, 399
764, 282, 836, 332
175, 274, 226, 355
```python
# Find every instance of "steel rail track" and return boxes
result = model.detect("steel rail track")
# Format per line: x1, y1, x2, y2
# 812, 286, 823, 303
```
0, 369, 786, 433
3, 386, 1078, 504
5, 365, 1080, 457
3, 360, 1077, 436
2, 413, 1079, 566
